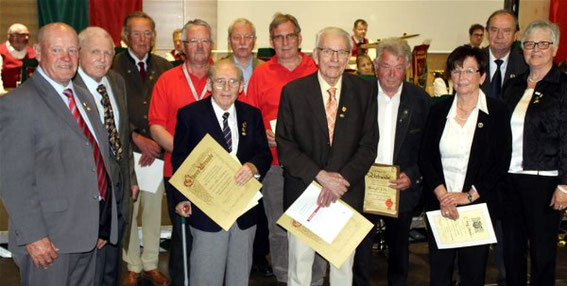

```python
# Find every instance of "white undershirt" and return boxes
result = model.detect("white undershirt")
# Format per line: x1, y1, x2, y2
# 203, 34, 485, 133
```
440, 91, 488, 192
211, 99, 239, 156
509, 88, 533, 173
375, 82, 401, 165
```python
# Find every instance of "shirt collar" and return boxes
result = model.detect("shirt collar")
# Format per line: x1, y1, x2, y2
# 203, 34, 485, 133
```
448, 89, 489, 119
78, 67, 108, 92
36, 66, 73, 95
6, 41, 28, 59
211, 96, 236, 116
317, 71, 342, 94
128, 49, 148, 65
489, 48, 510, 64
377, 81, 403, 101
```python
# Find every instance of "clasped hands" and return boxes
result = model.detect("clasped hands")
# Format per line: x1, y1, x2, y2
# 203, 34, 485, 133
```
434, 185, 476, 220
315, 170, 350, 207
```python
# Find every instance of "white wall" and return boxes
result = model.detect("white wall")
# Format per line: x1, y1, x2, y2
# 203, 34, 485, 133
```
216, 0, 503, 53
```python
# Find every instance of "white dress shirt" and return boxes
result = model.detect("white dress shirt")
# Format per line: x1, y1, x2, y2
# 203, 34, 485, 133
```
440, 91, 489, 192
77, 67, 120, 127
375, 82, 402, 165
318, 71, 342, 104
489, 49, 510, 86
128, 49, 148, 70
37, 66, 99, 144
211, 98, 239, 156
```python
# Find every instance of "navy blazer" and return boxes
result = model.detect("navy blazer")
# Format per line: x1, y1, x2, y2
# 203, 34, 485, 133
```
171, 97, 272, 232
419, 94, 512, 214
504, 65, 567, 184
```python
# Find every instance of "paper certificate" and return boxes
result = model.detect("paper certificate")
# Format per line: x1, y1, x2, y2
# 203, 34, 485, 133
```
169, 134, 262, 231
426, 203, 497, 249
363, 164, 400, 217
133, 152, 164, 194
284, 182, 353, 243
278, 204, 373, 269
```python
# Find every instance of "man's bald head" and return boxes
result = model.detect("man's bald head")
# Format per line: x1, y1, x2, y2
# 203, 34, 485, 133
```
34, 23, 79, 86
7, 23, 30, 51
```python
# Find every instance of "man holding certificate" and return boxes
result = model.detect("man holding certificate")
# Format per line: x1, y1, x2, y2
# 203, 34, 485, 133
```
353, 38, 431, 286
276, 27, 378, 286
171, 59, 271, 286
419, 46, 511, 286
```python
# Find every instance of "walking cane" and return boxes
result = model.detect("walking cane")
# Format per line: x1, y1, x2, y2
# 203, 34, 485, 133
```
181, 204, 190, 286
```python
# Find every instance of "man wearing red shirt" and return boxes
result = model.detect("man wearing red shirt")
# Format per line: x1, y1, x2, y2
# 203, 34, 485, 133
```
0, 23, 35, 89
148, 18, 212, 286
244, 13, 326, 285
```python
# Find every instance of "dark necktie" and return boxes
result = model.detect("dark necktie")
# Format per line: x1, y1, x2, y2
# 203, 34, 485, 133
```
97, 84, 123, 161
138, 62, 146, 82
63, 88, 107, 200
222, 112, 232, 152
491, 59, 503, 98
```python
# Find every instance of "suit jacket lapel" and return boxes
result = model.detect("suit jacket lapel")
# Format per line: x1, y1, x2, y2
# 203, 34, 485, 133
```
107, 72, 129, 140
393, 84, 411, 162
464, 109, 488, 188
305, 74, 329, 142
204, 97, 230, 151
235, 101, 247, 158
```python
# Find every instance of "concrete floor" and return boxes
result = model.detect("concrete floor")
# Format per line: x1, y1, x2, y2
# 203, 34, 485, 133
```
2, 241, 567, 285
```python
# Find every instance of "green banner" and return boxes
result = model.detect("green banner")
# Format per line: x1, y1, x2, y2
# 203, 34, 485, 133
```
37, 0, 88, 32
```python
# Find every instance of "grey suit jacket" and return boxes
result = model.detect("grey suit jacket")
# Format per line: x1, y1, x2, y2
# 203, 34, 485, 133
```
73, 70, 137, 241
0, 71, 119, 255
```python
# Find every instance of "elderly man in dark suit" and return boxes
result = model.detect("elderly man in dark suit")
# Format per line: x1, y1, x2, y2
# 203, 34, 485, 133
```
0, 22, 119, 286
171, 59, 272, 285
74, 26, 138, 286
353, 37, 431, 286
112, 11, 172, 286
481, 10, 528, 100
276, 26, 378, 286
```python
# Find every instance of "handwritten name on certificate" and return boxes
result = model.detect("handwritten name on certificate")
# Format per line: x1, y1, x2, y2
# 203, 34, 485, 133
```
426, 203, 497, 249
285, 182, 353, 244
363, 164, 399, 217
169, 134, 262, 231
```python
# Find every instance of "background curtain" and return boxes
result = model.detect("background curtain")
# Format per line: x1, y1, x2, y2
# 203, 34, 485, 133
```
89, 0, 143, 46
549, 0, 566, 64
37, 0, 88, 33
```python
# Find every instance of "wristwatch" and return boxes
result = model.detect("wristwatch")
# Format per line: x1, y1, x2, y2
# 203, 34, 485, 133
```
467, 191, 473, 203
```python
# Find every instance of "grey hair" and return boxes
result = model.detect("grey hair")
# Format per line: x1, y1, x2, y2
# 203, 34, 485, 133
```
207, 58, 243, 81
181, 19, 213, 42
315, 27, 352, 51
7, 23, 28, 36
78, 26, 115, 48
228, 18, 256, 37
269, 13, 301, 37
521, 19, 560, 49
374, 37, 412, 65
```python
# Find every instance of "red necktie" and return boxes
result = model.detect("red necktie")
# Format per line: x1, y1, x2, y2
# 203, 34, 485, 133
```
63, 88, 108, 200
138, 62, 146, 82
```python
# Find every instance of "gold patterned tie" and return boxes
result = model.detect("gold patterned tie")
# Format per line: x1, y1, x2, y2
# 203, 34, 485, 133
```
97, 84, 123, 161
325, 87, 338, 145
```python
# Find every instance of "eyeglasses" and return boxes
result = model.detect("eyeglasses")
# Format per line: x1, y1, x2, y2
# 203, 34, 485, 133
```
230, 34, 255, 42
212, 78, 241, 90
130, 31, 153, 38
316, 47, 350, 58
450, 68, 479, 76
12, 33, 29, 38
183, 39, 213, 46
523, 41, 553, 50
271, 33, 298, 43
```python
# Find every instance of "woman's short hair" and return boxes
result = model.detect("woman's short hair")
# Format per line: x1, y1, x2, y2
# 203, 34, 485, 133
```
521, 20, 560, 50
446, 45, 487, 77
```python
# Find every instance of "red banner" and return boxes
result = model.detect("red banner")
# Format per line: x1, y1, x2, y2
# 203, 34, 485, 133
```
549, 0, 567, 63
89, 0, 143, 46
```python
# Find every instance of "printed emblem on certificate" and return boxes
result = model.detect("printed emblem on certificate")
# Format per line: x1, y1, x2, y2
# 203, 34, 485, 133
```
363, 164, 399, 217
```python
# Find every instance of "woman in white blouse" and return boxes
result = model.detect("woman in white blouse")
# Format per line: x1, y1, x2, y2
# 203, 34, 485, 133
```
501, 20, 567, 285
420, 45, 512, 286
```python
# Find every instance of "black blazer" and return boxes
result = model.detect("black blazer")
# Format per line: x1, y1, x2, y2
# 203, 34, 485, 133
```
419, 94, 511, 213
504, 65, 567, 184
171, 97, 272, 232
276, 72, 378, 211
481, 47, 528, 99
372, 81, 432, 213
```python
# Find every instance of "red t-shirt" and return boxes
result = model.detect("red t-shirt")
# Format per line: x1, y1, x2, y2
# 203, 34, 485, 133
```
149, 65, 210, 177
243, 53, 318, 165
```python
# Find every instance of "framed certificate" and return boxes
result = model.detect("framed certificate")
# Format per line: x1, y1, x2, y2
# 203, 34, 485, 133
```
363, 164, 400, 217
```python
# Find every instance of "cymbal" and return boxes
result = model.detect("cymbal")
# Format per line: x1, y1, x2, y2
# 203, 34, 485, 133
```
359, 34, 420, 49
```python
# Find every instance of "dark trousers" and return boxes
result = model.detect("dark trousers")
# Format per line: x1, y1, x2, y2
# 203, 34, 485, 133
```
503, 174, 561, 286
164, 177, 193, 286
94, 242, 122, 286
426, 218, 489, 286
353, 212, 414, 286
253, 198, 270, 264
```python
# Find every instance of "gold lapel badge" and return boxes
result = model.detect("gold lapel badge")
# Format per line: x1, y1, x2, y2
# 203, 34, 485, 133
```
533, 92, 543, 104
478, 122, 484, 128
241, 122, 247, 136
82, 102, 91, 111
339, 106, 347, 118
510, 74, 516, 78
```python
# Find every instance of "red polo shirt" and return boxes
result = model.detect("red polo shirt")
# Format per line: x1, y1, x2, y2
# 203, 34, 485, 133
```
243, 53, 317, 165
149, 64, 210, 177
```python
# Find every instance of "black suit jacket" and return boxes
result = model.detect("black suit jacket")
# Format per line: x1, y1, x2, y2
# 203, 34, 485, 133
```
276, 72, 379, 211
504, 65, 567, 184
481, 47, 528, 99
373, 81, 432, 213
419, 94, 511, 214
171, 97, 272, 232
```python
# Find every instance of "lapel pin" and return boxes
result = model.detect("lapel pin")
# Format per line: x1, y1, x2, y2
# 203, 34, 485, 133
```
478, 122, 483, 128
510, 74, 516, 78
339, 114, 344, 118
241, 122, 247, 136
127, 70, 131, 74
342, 106, 347, 112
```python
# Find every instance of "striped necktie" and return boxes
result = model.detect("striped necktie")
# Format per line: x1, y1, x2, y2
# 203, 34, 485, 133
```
222, 112, 232, 152
63, 88, 107, 200
325, 87, 338, 145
